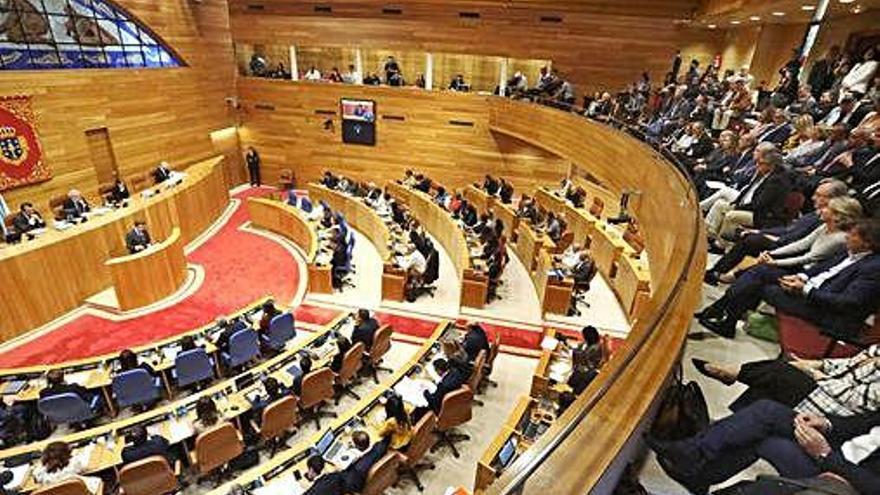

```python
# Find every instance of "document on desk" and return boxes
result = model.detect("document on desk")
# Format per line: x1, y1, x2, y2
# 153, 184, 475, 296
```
394, 377, 436, 408
4, 463, 31, 490
540, 336, 559, 351
152, 418, 194, 444
66, 370, 93, 387
254, 476, 304, 495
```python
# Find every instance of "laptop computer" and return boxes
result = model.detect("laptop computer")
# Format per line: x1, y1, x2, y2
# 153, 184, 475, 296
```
314, 429, 336, 458
235, 372, 256, 391
497, 437, 517, 469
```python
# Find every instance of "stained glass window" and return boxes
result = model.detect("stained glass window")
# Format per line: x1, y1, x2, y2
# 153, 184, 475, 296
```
0, 0, 183, 69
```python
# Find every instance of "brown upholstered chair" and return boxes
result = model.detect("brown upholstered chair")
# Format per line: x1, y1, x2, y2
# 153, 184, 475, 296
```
623, 228, 645, 255
33, 478, 101, 495
130, 173, 149, 193
364, 324, 393, 384
396, 411, 437, 491
467, 350, 487, 407
334, 342, 364, 403
118, 455, 180, 495
431, 386, 474, 458
589, 197, 604, 218
482, 332, 502, 390
361, 452, 400, 495
299, 368, 337, 429
48, 194, 67, 220
553, 230, 574, 254
278, 169, 296, 191
254, 396, 299, 456
189, 422, 244, 483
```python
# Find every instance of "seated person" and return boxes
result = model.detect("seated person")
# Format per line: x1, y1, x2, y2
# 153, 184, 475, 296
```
125, 221, 151, 254
121, 425, 175, 466
449, 74, 468, 92
566, 348, 598, 395
12, 202, 46, 235
375, 395, 413, 452
192, 396, 220, 437
415, 174, 432, 193
697, 219, 880, 339
330, 237, 351, 290
153, 161, 173, 184
692, 344, 880, 417
460, 204, 478, 227
39, 370, 93, 404
412, 358, 468, 421
546, 212, 567, 243
577, 325, 606, 368
648, 399, 880, 495
517, 195, 537, 222
247, 377, 290, 428
292, 354, 312, 396
556, 243, 583, 271
330, 336, 352, 373
342, 430, 387, 493
303, 455, 345, 495
399, 244, 428, 287
258, 299, 283, 333
352, 309, 379, 352
483, 175, 500, 195
213, 318, 238, 355
321, 171, 339, 190
571, 252, 597, 289
32, 442, 101, 494
498, 179, 514, 204
108, 175, 130, 205
462, 323, 490, 363
705, 179, 848, 284
61, 189, 90, 220
179, 335, 201, 353
118, 349, 157, 377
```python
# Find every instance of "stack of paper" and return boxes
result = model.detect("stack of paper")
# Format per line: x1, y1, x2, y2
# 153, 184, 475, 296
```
254, 476, 304, 495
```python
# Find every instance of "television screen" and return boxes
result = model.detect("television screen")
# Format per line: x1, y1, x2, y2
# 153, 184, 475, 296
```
340, 98, 376, 145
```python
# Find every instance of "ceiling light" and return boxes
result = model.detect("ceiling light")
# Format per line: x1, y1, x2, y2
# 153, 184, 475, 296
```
707, 23, 717, 29
749, 15, 761, 21
852, 5, 863, 12
802, 4, 816, 10
838, 0, 855, 4
772, 11, 786, 16
730, 20, 741, 24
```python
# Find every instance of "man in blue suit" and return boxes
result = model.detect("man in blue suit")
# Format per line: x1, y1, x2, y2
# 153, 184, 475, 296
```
342, 430, 387, 492
699, 219, 880, 338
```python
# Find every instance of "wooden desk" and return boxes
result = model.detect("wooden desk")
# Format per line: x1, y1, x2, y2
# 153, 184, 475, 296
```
534, 250, 573, 316
246, 197, 332, 294
0, 157, 229, 340
105, 227, 187, 310
513, 222, 554, 272
386, 182, 487, 309
464, 185, 493, 213
465, 185, 519, 241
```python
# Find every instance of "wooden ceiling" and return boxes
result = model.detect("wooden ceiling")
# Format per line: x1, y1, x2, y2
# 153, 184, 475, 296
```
228, 0, 703, 19
695, 0, 880, 27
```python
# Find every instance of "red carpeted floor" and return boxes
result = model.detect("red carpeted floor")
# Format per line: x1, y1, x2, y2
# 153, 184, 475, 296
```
0, 187, 622, 368
0, 187, 300, 368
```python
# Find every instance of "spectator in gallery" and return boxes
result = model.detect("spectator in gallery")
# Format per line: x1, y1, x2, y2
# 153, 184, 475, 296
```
449, 74, 467, 91
304, 65, 322, 81
384, 55, 400, 82
363, 72, 381, 85
342, 64, 361, 84
327, 67, 343, 83
245, 146, 261, 187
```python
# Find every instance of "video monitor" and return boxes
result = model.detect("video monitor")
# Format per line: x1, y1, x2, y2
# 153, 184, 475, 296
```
340, 98, 376, 146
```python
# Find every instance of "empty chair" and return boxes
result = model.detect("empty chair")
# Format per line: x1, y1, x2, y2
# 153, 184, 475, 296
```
37, 393, 101, 426
431, 386, 474, 458
189, 423, 244, 484
221, 329, 261, 370
261, 312, 295, 352
333, 342, 364, 403
364, 325, 393, 384
299, 368, 337, 429
253, 396, 299, 456
396, 412, 437, 491
589, 197, 604, 218
118, 455, 179, 495
112, 369, 163, 410
172, 349, 215, 390
361, 452, 400, 495
467, 351, 487, 407
32, 478, 101, 495
278, 169, 296, 191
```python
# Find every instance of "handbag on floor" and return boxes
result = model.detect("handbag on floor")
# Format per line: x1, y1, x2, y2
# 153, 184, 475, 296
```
745, 311, 779, 342
650, 367, 710, 441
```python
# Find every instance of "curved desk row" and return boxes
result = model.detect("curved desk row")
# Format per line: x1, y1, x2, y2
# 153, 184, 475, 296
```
463, 185, 519, 241
105, 227, 187, 311
246, 197, 333, 295
0, 156, 230, 340
386, 181, 488, 309
0, 313, 355, 492
305, 184, 410, 302
206, 320, 457, 495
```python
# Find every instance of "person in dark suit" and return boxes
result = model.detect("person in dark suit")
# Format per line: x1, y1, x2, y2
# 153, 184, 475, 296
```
330, 238, 350, 290
705, 179, 848, 283
11, 203, 45, 234
180, 335, 200, 353
212, 319, 238, 355
807, 46, 840, 98
321, 171, 339, 190
499, 179, 513, 204
153, 162, 173, 184
121, 425, 175, 466
246, 377, 290, 429
482, 175, 500, 195
125, 221, 151, 254
351, 309, 379, 352
461, 324, 490, 363
292, 354, 312, 397
61, 190, 90, 220
566, 348, 598, 395
245, 147, 261, 187
258, 299, 282, 334
755, 108, 793, 145
108, 176, 130, 205
303, 455, 346, 495
411, 358, 468, 422
39, 370, 92, 403
330, 336, 351, 373
648, 400, 880, 495
571, 252, 596, 289
118, 349, 157, 377
342, 430, 387, 493
698, 219, 880, 338
415, 175, 432, 193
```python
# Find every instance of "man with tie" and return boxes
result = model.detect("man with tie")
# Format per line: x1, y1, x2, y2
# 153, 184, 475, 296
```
61, 189, 90, 221
698, 219, 880, 339
125, 221, 152, 254
153, 161, 173, 184
11, 202, 46, 236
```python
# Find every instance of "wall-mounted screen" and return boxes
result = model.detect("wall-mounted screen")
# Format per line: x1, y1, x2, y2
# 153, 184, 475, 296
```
340, 98, 376, 145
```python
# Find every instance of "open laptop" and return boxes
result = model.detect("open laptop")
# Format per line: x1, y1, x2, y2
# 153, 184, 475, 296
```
496, 437, 517, 469
235, 371, 256, 391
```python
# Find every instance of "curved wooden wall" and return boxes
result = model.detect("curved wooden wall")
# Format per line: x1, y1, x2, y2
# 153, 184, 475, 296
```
484, 100, 705, 494
306, 184, 392, 262
0, 157, 229, 340
106, 227, 188, 311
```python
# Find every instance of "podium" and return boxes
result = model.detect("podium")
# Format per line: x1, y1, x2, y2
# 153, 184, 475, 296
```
105, 227, 187, 310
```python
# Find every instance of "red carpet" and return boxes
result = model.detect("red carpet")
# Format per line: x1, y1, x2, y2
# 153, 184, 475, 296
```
0, 188, 622, 368
0, 188, 300, 368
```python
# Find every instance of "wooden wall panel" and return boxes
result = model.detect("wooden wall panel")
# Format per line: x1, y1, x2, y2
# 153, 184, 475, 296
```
746, 23, 807, 87
0, 0, 237, 212
228, 0, 722, 96
235, 79, 569, 193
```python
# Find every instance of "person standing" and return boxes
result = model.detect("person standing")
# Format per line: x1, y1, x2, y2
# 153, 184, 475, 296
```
245, 147, 261, 187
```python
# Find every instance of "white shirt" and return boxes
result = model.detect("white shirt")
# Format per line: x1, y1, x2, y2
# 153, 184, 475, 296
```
400, 249, 427, 274
842, 61, 879, 95
342, 70, 361, 84
800, 251, 869, 294
304, 69, 322, 81
561, 246, 581, 270
737, 173, 767, 206
842, 426, 880, 464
